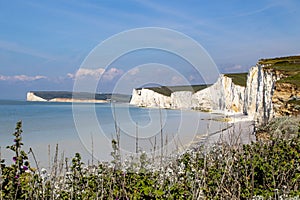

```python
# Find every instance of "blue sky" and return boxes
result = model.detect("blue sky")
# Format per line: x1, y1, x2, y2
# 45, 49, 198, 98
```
0, 0, 300, 99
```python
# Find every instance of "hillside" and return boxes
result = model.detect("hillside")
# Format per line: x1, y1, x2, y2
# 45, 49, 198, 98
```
27, 91, 131, 103
260, 55, 300, 87
224, 73, 248, 87
138, 84, 210, 97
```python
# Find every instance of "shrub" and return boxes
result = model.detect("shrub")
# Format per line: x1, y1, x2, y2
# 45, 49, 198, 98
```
0, 118, 299, 199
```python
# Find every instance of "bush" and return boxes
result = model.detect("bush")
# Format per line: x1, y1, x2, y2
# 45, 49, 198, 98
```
1, 118, 300, 199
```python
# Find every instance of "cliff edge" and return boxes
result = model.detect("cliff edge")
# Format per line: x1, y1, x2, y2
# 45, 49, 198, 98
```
130, 74, 246, 113
130, 56, 300, 124
27, 91, 131, 103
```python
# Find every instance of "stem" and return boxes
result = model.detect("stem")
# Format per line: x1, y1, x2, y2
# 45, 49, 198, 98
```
159, 106, 163, 166
136, 122, 138, 154
48, 144, 51, 171
91, 133, 94, 166
29, 148, 40, 175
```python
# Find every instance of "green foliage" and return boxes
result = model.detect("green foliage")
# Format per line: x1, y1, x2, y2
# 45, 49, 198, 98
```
278, 72, 300, 87
1, 121, 31, 199
288, 99, 300, 106
1, 118, 300, 199
1, 121, 46, 199
259, 55, 300, 65
260, 55, 300, 87
138, 84, 210, 96
224, 73, 248, 87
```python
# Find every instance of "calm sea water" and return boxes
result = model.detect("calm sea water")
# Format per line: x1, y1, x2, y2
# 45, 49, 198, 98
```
0, 100, 225, 167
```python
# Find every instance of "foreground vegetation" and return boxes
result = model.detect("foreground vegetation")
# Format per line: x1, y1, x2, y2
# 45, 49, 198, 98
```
1, 117, 300, 199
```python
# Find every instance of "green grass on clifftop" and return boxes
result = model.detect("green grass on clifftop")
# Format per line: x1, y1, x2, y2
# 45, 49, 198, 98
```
224, 73, 248, 87
260, 55, 300, 87
139, 85, 210, 96
258, 55, 300, 65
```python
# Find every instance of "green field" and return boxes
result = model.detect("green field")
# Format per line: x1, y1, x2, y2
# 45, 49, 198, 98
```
260, 55, 300, 87
258, 55, 300, 65
139, 84, 210, 96
224, 73, 248, 87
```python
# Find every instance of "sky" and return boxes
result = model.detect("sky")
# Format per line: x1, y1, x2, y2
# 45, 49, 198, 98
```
0, 0, 300, 99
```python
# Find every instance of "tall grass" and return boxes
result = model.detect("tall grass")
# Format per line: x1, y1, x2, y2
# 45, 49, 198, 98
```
0, 117, 299, 199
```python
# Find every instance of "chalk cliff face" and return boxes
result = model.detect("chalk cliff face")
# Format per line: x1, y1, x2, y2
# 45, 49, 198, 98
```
27, 92, 47, 102
130, 59, 299, 124
243, 65, 280, 124
171, 91, 193, 109
130, 89, 172, 108
130, 75, 245, 113
192, 75, 245, 113
243, 64, 300, 124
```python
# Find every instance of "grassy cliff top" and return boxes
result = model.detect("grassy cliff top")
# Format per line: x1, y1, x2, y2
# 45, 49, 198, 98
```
224, 73, 248, 87
260, 55, 300, 87
141, 73, 248, 96
138, 55, 300, 96
138, 85, 210, 96
258, 55, 300, 65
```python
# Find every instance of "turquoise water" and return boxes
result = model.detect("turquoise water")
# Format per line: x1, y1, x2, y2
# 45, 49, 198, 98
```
0, 100, 225, 167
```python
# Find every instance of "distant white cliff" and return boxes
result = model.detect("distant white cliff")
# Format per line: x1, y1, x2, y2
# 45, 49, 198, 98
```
130, 74, 245, 114
130, 89, 172, 108
27, 92, 47, 102
192, 75, 245, 113
26, 92, 109, 103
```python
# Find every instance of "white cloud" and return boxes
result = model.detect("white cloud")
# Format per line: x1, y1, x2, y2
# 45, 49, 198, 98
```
68, 67, 123, 81
128, 68, 140, 76
102, 68, 123, 81
68, 68, 105, 79
0, 74, 47, 81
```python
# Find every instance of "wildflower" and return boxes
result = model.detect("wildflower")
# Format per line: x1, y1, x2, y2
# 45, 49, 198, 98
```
21, 165, 28, 170
12, 156, 17, 162
41, 168, 49, 182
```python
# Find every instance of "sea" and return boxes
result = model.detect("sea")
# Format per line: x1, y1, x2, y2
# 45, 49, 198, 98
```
0, 100, 227, 168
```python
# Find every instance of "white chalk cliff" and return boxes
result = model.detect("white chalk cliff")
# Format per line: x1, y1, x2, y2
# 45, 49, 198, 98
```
130, 62, 296, 124
27, 92, 47, 102
130, 74, 245, 113
192, 75, 245, 113
130, 89, 172, 108
26, 92, 109, 103
243, 64, 280, 124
